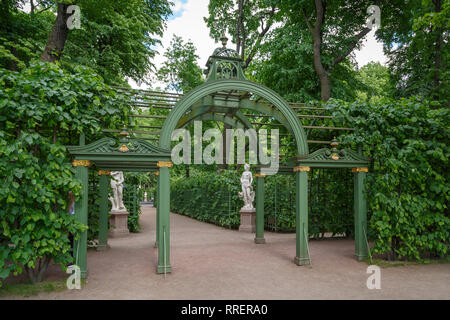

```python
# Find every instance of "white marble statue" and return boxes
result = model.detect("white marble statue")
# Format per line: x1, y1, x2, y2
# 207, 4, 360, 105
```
239, 164, 255, 211
110, 171, 126, 212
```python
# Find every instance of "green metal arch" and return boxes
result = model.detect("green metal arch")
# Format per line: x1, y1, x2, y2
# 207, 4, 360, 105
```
159, 79, 309, 155
177, 109, 252, 129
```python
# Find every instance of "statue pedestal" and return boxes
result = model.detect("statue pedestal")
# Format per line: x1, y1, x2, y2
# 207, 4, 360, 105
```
239, 208, 256, 233
109, 210, 129, 238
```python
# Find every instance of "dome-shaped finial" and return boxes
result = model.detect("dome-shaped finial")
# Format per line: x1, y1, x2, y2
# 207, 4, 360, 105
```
220, 33, 228, 47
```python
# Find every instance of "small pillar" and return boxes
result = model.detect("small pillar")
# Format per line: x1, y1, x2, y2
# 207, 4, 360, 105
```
72, 159, 91, 279
254, 173, 266, 243
108, 210, 130, 237
157, 161, 172, 274
97, 171, 110, 250
239, 209, 256, 232
294, 166, 310, 266
154, 170, 160, 248
353, 167, 369, 261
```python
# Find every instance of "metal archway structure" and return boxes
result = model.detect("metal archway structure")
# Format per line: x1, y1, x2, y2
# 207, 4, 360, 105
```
67, 36, 370, 278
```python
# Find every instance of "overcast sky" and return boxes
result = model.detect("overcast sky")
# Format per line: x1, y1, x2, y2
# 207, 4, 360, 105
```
130, 0, 387, 89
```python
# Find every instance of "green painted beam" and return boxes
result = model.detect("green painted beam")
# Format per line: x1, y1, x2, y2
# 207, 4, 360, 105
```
354, 170, 369, 261
97, 174, 110, 251
157, 167, 171, 273
73, 165, 89, 278
254, 175, 265, 244
294, 169, 310, 266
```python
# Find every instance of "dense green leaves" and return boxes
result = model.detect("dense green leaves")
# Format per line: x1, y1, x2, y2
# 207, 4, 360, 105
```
157, 35, 204, 93
170, 168, 354, 237
327, 97, 450, 260
0, 62, 131, 284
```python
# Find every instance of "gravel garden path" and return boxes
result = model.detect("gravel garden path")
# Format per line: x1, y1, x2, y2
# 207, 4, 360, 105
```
4, 204, 449, 299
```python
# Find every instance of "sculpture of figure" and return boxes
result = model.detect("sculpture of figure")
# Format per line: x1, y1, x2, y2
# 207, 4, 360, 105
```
110, 171, 126, 211
239, 164, 255, 210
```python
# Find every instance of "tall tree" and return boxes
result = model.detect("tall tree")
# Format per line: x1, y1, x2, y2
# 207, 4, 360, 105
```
157, 35, 204, 93
205, 0, 283, 69
206, 1, 387, 101
40, 2, 71, 62
282, 0, 381, 101
377, 0, 449, 104
1, 0, 172, 84
63, 0, 172, 85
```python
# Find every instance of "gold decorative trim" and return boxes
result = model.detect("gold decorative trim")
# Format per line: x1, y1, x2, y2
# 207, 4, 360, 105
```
157, 161, 173, 168
352, 167, 368, 173
98, 170, 110, 175
72, 160, 92, 167
155, 171, 160, 176
118, 144, 129, 152
331, 153, 340, 160
254, 173, 266, 178
293, 166, 310, 172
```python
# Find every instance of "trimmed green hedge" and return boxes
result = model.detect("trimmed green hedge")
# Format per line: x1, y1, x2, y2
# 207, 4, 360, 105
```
170, 168, 354, 237
327, 97, 449, 260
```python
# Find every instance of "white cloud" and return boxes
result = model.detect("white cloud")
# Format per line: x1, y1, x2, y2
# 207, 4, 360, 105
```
353, 29, 387, 68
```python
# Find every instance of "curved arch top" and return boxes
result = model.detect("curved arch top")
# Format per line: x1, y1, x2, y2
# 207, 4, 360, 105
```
159, 79, 309, 155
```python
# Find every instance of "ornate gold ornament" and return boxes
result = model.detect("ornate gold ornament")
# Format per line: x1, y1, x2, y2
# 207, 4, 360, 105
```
254, 173, 266, 178
155, 171, 160, 176
72, 160, 92, 167
157, 161, 173, 168
352, 167, 369, 173
293, 166, 310, 172
330, 137, 340, 160
98, 170, 110, 175
118, 144, 129, 152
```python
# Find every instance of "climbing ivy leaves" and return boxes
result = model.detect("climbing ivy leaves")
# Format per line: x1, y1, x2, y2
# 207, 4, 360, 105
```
327, 98, 449, 260
0, 62, 131, 284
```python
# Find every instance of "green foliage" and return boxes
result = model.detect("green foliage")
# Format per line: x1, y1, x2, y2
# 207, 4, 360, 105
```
0, 3, 54, 71
355, 62, 395, 104
157, 35, 204, 93
171, 168, 354, 236
326, 97, 450, 260
377, 0, 449, 103
171, 170, 242, 228
63, 0, 172, 85
0, 62, 131, 285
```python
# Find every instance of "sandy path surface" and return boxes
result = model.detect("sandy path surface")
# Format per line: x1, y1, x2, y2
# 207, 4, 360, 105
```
4, 204, 449, 299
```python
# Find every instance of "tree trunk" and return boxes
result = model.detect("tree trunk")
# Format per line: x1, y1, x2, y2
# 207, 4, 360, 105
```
432, 0, 442, 102
310, 0, 331, 101
40, 3, 71, 62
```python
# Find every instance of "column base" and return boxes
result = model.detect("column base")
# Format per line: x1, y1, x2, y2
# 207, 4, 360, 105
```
157, 264, 172, 274
355, 254, 368, 262
109, 210, 130, 238
96, 244, 110, 251
254, 237, 266, 244
80, 269, 88, 279
239, 209, 256, 233
294, 256, 311, 266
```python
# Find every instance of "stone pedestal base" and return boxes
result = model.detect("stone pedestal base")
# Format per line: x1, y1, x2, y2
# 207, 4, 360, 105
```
109, 210, 129, 238
239, 209, 256, 233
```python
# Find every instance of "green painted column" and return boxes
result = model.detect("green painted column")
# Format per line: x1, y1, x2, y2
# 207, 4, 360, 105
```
73, 160, 90, 279
353, 167, 369, 261
157, 162, 172, 274
294, 166, 310, 266
254, 173, 266, 244
154, 171, 160, 248
97, 171, 110, 251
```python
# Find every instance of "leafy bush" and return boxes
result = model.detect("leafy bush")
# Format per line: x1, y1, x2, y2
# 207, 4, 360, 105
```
327, 97, 449, 260
171, 168, 354, 236
171, 170, 242, 228
0, 62, 130, 285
